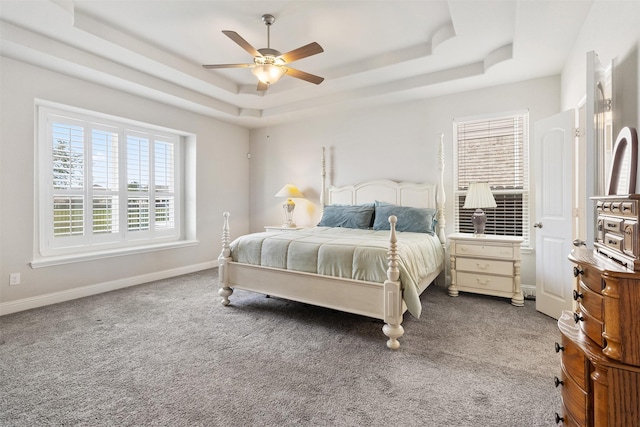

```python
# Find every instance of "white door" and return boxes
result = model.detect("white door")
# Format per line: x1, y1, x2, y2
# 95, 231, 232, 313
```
534, 110, 575, 319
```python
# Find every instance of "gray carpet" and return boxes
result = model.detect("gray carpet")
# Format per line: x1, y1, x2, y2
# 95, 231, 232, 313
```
0, 268, 561, 426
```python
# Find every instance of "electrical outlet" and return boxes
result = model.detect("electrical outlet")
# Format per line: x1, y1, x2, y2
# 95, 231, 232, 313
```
9, 273, 20, 286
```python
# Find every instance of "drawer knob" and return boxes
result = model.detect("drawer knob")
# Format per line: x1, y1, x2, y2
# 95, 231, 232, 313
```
573, 266, 584, 277
573, 312, 584, 323
554, 376, 563, 388
554, 342, 564, 353
555, 413, 564, 424
572, 289, 583, 301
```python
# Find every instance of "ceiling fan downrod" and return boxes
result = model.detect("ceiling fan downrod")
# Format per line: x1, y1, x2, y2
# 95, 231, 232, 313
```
262, 14, 275, 49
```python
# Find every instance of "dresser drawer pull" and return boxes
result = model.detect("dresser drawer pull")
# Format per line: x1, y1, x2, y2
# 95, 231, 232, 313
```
554, 376, 563, 388
476, 262, 490, 270
572, 289, 583, 301
554, 342, 564, 353
573, 266, 584, 277
476, 278, 491, 286
554, 413, 564, 424
573, 312, 584, 323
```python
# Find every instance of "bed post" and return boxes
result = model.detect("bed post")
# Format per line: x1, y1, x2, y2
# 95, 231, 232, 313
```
382, 215, 404, 350
436, 133, 446, 246
218, 212, 233, 306
320, 146, 326, 210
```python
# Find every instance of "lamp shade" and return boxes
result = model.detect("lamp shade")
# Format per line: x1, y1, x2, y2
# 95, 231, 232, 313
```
463, 182, 497, 209
275, 184, 304, 199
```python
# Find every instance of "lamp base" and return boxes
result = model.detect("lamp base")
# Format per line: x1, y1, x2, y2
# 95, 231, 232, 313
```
282, 199, 296, 228
471, 208, 487, 235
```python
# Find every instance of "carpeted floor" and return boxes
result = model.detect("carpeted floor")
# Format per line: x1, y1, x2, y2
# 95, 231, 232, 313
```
0, 268, 561, 426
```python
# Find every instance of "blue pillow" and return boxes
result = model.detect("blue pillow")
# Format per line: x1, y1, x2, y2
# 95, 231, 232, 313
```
373, 204, 437, 234
317, 204, 375, 229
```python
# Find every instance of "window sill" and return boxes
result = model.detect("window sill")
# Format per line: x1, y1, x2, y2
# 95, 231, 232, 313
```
30, 240, 199, 269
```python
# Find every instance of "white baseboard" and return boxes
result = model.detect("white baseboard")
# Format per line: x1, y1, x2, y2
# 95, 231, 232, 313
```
0, 261, 216, 316
522, 284, 536, 299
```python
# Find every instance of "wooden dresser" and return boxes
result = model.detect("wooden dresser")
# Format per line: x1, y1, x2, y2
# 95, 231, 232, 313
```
555, 247, 640, 426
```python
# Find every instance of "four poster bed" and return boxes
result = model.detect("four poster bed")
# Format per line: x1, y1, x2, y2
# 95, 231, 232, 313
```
217, 139, 447, 349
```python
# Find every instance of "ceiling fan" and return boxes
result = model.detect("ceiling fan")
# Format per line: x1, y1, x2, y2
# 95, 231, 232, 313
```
203, 14, 325, 91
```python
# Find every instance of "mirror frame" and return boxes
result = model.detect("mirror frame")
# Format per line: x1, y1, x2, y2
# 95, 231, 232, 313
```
607, 126, 639, 195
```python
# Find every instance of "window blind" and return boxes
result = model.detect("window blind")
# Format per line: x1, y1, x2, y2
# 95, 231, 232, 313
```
454, 113, 530, 246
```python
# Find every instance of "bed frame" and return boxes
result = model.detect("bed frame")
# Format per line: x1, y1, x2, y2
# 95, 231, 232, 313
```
218, 136, 446, 349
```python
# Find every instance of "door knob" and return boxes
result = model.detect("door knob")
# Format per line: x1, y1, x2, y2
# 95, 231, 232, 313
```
533, 222, 543, 228
573, 239, 586, 247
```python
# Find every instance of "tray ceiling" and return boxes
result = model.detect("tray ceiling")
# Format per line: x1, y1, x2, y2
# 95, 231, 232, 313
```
0, 0, 593, 128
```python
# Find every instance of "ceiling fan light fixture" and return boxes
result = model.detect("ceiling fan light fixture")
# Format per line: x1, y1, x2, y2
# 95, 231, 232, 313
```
252, 63, 286, 85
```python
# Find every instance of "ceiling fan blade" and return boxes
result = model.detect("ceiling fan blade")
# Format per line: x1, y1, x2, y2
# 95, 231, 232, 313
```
282, 67, 324, 85
222, 30, 263, 58
279, 42, 324, 63
257, 81, 269, 91
202, 63, 253, 69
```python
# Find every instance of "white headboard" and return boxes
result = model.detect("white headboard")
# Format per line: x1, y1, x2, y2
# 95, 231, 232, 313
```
327, 180, 437, 209
320, 135, 447, 245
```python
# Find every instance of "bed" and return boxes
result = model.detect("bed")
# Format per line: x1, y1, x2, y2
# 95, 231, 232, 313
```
218, 140, 446, 349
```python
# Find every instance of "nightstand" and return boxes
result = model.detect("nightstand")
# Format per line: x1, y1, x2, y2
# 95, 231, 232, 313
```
264, 226, 305, 232
448, 232, 524, 306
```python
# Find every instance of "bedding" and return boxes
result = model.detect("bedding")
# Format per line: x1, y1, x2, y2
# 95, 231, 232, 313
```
372, 203, 437, 234
229, 226, 444, 318
317, 204, 375, 229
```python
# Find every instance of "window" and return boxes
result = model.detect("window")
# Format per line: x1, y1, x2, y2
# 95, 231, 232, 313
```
453, 111, 530, 246
37, 105, 184, 260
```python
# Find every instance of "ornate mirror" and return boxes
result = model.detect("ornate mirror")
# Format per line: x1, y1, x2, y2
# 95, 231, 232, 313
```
607, 127, 639, 195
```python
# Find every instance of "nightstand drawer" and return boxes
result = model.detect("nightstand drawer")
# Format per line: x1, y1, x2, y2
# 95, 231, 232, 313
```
456, 272, 513, 293
456, 257, 513, 276
454, 243, 514, 259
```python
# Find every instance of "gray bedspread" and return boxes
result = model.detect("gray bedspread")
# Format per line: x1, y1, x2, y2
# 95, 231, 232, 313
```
230, 227, 444, 318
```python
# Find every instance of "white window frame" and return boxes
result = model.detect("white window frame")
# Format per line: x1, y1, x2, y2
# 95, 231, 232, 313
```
453, 110, 531, 247
34, 103, 189, 266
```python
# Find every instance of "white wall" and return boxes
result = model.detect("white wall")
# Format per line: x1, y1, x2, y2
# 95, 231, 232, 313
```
0, 57, 250, 312
248, 75, 562, 289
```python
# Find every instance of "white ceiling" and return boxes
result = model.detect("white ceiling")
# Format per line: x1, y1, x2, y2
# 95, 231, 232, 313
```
0, 0, 594, 128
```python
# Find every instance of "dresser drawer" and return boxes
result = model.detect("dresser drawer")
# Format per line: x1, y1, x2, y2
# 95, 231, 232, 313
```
559, 368, 589, 427
603, 232, 624, 252
454, 243, 513, 259
558, 405, 581, 427
580, 264, 604, 293
455, 257, 513, 276
603, 217, 623, 233
456, 272, 513, 293
577, 282, 603, 321
560, 335, 589, 390
578, 309, 605, 348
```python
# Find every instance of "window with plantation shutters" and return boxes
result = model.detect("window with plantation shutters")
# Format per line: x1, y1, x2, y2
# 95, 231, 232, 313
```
454, 112, 530, 247
38, 105, 183, 258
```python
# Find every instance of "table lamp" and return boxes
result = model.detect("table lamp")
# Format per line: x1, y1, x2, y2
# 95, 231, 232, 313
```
463, 182, 496, 235
275, 184, 305, 227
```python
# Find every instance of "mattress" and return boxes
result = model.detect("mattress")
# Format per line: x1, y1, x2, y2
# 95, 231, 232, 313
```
229, 226, 444, 317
